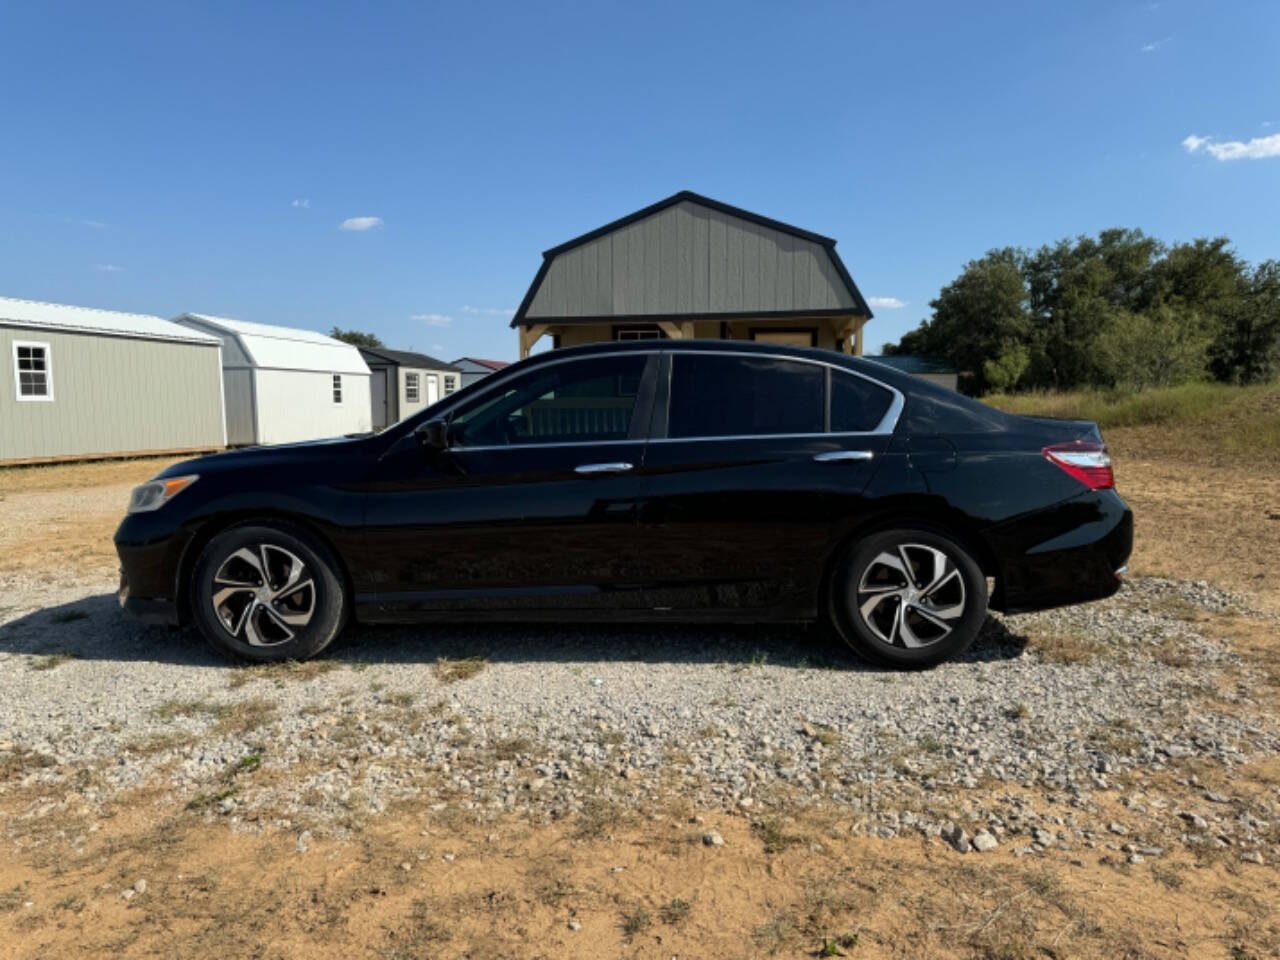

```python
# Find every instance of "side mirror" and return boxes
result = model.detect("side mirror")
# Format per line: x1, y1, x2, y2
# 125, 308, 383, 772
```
416, 418, 449, 450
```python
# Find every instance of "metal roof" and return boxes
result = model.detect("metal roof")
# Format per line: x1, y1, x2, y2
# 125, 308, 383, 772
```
174, 313, 370, 375
358, 346, 460, 371
453, 357, 510, 370
0, 296, 220, 345
863, 354, 956, 375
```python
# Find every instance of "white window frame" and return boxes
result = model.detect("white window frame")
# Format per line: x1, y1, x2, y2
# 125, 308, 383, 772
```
405, 372, 420, 403
332, 373, 343, 404
13, 340, 54, 402
443, 374, 456, 395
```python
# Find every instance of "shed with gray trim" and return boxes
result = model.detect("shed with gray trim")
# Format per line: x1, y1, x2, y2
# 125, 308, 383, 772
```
512, 191, 873, 358
358, 347, 460, 430
0, 296, 226, 465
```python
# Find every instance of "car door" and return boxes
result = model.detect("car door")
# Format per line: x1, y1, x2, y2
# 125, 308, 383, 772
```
632, 350, 901, 617
362, 351, 659, 617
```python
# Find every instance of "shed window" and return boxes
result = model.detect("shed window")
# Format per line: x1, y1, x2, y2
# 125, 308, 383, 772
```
443, 375, 456, 395
332, 374, 343, 404
13, 342, 53, 402
405, 373, 420, 403
613, 324, 666, 341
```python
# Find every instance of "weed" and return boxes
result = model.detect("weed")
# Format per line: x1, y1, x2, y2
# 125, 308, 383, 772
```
754, 818, 800, 855
620, 906, 651, 940
236, 753, 262, 774
228, 659, 337, 688
433, 656, 486, 684
752, 913, 795, 954
490, 737, 533, 761
384, 691, 416, 708
918, 733, 944, 754
185, 787, 237, 811
818, 933, 858, 956
659, 897, 692, 924
0, 884, 25, 913
30, 652, 75, 671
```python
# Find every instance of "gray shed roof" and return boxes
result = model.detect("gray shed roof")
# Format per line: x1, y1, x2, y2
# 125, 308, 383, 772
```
358, 346, 459, 371
513, 191, 872, 326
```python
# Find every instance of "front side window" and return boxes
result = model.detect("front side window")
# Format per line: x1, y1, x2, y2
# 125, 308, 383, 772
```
450, 355, 647, 448
443, 375, 456, 395
614, 324, 666, 341
332, 374, 343, 404
668, 354, 824, 438
13, 342, 53, 402
405, 372, 420, 403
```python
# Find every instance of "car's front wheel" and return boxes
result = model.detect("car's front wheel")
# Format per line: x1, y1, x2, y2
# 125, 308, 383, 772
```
190, 523, 348, 663
829, 528, 987, 668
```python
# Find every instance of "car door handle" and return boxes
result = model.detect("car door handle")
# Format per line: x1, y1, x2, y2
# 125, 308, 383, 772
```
574, 461, 634, 475
813, 450, 875, 463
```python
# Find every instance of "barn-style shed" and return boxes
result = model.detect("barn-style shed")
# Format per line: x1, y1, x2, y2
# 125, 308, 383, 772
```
0, 296, 225, 465
511, 191, 873, 358
173, 313, 371, 446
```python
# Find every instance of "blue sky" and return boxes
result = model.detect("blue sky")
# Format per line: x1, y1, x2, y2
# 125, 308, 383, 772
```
1, 1, 1276, 360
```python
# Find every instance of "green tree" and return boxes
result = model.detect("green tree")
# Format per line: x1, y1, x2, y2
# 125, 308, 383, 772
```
330, 327, 383, 348
1094, 306, 1211, 390
1209, 260, 1280, 384
915, 249, 1031, 393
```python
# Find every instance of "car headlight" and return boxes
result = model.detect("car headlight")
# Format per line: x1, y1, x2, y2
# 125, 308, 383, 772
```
127, 475, 199, 514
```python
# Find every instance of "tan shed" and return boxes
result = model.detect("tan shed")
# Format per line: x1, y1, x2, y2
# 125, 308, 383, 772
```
0, 296, 226, 465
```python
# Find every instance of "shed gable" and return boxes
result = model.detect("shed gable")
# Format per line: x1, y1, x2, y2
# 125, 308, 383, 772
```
520, 195, 865, 322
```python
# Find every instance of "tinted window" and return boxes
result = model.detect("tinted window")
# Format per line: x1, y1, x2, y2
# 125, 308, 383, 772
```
451, 355, 646, 447
669, 354, 824, 438
831, 371, 894, 432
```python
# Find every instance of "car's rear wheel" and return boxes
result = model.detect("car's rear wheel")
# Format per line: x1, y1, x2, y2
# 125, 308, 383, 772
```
829, 528, 987, 668
190, 523, 347, 663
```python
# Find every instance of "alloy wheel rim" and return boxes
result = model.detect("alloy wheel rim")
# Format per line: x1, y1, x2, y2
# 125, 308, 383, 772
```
210, 544, 316, 647
854, 542, 966, 649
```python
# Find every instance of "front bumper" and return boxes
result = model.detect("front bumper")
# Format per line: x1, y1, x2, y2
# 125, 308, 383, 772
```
986, 488, 1133, 614
115, 513, 196, 626
117, 572, 181, 625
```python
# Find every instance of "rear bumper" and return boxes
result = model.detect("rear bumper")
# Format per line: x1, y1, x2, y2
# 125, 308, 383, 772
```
987, 488, 1133, 614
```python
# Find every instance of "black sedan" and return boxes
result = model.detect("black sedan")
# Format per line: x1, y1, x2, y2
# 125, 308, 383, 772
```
115, 340, 1132, 668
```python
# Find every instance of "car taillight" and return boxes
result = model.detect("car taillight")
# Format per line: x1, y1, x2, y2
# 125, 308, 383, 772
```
1043, 441, 1114, 490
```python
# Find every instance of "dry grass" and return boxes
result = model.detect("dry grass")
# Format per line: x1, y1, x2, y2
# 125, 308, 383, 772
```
226, 659, 339, 689
432, 656, 486, 684
0, 457, 174, 496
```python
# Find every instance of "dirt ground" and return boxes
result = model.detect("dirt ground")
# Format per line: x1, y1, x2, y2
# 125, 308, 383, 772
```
2, 437, 1279, 960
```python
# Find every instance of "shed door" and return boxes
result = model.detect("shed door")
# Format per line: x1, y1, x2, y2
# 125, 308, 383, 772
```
426, 374, 439, 406
371, 369, 389, 430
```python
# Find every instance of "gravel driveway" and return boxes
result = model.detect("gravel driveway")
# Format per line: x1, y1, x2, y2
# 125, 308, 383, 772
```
3, 566, 1277, 863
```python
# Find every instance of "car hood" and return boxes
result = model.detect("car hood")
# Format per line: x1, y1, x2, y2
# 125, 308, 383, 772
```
155, 434, 375, 479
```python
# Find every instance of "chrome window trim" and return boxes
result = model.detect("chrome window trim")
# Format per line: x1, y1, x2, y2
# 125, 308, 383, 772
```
436, 345, 905, 450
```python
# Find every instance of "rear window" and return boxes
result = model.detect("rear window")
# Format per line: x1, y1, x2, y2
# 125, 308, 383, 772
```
831, 371, 894, 432
669, 354, 824, 438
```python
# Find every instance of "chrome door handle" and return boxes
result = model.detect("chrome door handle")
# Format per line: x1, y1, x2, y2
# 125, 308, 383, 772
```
813, 450, 875, 463
574, 462, 634, 475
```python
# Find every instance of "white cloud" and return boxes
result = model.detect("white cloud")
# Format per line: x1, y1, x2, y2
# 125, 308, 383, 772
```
411, 313, 453, 327
462, 305, 515, 316
94, 263, 123, 273
340, 216, 383, 231
868, 296, 906, 309
1183, 131, 1280, 161
431, 343, 444, 352
1140, 36, 1170, 52
291, 198, 310, 209
81, 219, 107, 229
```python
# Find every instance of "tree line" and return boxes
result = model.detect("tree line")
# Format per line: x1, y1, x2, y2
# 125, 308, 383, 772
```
884, 229, 1280, 395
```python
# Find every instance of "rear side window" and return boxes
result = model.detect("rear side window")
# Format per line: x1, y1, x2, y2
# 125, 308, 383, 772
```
831, 371, 894, 432
669, 354, 824, 438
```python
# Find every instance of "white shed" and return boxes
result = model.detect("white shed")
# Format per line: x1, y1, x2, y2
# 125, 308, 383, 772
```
172, 314, 372, 446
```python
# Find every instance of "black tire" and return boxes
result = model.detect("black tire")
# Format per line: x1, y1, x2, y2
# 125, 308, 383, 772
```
828, 527, 987, 668
190, 523, 348, 663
